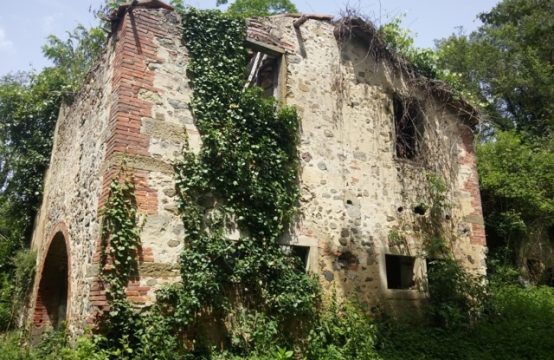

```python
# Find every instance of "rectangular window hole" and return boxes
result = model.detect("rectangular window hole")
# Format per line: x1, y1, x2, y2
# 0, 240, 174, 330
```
246, 51, 280, 98
393, 94, 423, 160
282, 245, 310, 272
386, 254, 415, 289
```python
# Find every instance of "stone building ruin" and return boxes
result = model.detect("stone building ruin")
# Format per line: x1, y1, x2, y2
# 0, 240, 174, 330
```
28, 1, 486, 335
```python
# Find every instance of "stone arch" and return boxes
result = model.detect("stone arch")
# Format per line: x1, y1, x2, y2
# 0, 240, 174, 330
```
32, 228, 70, 329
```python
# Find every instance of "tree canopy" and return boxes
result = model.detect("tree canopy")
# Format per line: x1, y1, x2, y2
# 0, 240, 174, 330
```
433, 0, 554, 278
217, 0, 297, 17
436, 0, 554, 135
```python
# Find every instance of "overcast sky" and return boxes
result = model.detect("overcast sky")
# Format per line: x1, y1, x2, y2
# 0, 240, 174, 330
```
0, 0, 499, 76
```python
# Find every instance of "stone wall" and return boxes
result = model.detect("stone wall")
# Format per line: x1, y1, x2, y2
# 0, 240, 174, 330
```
29, 33, 115, 334
29, 7, 193, 335
29, 4, 487, 333
263, 16, 486, 312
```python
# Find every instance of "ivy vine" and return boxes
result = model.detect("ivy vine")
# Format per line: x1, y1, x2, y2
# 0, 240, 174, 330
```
99, 179, 142, 347
164, 8, 319, 337
95, 9, 319, 356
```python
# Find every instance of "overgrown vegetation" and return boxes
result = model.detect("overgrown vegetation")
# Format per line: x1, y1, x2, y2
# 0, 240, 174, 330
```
434, 0, 554, 282
216, 0, 297, 17
149, 8, 318, 357
0, 0, 553, 359
97, 179, 143, 351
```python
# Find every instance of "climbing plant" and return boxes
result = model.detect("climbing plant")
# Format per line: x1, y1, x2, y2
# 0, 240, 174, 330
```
86, 8, 319, 358
417, 173, 485, 327
162, 8, 319, 352
98, 179, 142, 349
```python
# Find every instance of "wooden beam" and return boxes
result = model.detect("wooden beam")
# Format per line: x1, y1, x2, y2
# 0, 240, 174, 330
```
245, 39, 285, 56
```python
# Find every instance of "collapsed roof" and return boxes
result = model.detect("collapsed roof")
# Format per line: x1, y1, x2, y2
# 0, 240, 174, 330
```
110, 1, 479, 126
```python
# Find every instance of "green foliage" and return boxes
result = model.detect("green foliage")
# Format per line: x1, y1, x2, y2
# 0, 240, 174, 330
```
97, 179, 142, 352
410, 174, 487, 328
165, 9, 319, 342
477, 131, 554, 273
0, 250, 34, 330
100, 180, 141, 283
0, 330, 111, 360
227, 307, 281, 354
378, 278, 554, 360
217, 0, 298, 17
379, 17, 483, 107
306, 300, 381, 360
436, 0, 554, 135
0, 332, 34, 360
426, 258, 485, 328
0, 250, 35, 330
169, 0, 186, 13
42, 25, 106, 95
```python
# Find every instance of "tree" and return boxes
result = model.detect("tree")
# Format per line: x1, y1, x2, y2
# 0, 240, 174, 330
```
436, 0, 554, 135
477, 132, 554, 278
217, 0, 297, 17
434, 0, 554, 279
42, 25, 106, 93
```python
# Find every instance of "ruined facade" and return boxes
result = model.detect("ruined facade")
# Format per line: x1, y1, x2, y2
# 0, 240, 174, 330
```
28, 1, 486, 335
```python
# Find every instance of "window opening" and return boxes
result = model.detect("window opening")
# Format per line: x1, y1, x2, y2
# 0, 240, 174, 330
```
385, 254, 415, 289
282, 245, 310, 272
393, 94, 424, 160
245, 51, 280, 98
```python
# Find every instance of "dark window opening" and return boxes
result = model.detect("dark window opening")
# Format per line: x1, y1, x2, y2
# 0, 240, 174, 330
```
282, 245, 310, 272
386, 254, 415, 289
245, 51, 280, 98
393, 95, 424, 160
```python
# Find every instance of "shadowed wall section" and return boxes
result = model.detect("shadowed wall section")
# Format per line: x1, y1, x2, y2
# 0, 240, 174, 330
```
33, 232, 69, 329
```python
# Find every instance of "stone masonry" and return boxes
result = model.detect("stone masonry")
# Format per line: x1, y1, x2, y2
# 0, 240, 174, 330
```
29, 1, 486, 335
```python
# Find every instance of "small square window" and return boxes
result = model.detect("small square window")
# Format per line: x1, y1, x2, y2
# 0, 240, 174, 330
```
282, 245, 310, 272
385, 254, 415, 289
393, 95, 424, 160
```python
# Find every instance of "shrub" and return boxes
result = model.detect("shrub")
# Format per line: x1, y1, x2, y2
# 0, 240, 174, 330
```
306, 300, 381, 360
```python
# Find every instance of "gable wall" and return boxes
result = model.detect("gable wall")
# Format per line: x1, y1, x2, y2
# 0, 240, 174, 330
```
265, 16, 486, 311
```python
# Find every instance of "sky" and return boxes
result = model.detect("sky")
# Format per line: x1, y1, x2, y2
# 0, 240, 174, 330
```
0, 0, 500, 76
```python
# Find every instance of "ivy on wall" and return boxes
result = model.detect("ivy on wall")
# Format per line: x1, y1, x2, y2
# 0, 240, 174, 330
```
168, 7, 319, 327
96, 9, 319, 357
98, 179, 142, 347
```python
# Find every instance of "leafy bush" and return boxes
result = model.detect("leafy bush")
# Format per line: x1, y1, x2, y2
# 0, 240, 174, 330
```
473, 282, 554, 359
0, 330, 110, 360
306, 300, 381, 360
377, 276, 554, 360
426, 258, 485, 328
0, 250, 35, 331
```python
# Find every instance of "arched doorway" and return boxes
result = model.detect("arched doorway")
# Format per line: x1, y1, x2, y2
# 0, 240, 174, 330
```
33, 232, 69, 329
